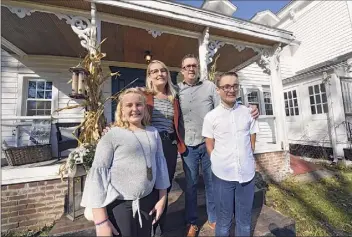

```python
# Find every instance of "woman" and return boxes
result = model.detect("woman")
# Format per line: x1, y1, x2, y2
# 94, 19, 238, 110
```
81, 88, 170, 237
145, 60, 186, 236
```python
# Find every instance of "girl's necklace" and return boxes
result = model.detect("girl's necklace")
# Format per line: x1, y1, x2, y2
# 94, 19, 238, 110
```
132, 130, 153, 181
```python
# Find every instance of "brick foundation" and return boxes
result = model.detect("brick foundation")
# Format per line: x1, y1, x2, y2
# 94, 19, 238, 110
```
255, 151, 291, 182
1, 178, 67, 233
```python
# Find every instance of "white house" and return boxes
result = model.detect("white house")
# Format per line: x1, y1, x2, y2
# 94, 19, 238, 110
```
248, 0, 352, 162
0, 0, 300, 232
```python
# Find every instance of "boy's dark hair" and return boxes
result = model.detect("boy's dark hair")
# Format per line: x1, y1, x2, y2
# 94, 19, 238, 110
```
215, 71, 239, 87
181, 54, 199, 67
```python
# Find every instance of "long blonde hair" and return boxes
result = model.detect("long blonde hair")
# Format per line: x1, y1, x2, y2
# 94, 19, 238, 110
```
113, 88, 150, 128
146, 60, 177, 102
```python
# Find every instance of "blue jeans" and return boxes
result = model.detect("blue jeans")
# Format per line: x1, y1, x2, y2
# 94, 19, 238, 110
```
181, 143, 216, 225
212, 173, 254, 237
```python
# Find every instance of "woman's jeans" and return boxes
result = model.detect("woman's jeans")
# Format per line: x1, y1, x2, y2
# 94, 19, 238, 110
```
212, 173, 255, 237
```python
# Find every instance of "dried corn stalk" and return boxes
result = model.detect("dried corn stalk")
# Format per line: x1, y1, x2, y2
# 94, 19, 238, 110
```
208, 54, 220, 82
55, 40, 119, 146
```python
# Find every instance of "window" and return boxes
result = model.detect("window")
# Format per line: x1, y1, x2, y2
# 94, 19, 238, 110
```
247, 91, 260, 111
236, 88, 244, 105
26, 80, 53, 116
284, 90, 299, 116
308, 84, 327, 115
263, 91, 273, 115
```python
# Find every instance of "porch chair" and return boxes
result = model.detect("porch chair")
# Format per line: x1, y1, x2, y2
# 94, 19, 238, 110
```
3, 119, 52, 166
55, 122, 80, 160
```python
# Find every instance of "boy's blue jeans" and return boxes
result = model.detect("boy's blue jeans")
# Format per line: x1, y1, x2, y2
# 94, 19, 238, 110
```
181, 143, 216, 225
212, 173, 255, 237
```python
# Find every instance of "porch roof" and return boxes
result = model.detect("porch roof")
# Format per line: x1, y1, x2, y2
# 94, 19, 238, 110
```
1, 0, 295, 71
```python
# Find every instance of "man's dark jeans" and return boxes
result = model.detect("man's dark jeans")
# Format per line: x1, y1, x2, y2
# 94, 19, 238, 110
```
212, 173, 254, 237
181, 143, 216, 225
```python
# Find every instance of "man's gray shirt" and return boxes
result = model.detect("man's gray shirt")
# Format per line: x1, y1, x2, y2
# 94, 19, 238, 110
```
177, 80, 220, 146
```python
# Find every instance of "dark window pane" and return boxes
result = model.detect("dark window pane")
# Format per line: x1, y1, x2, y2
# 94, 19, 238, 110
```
27, 110, 36, 116
27, 101, 36, 110
289, 99, 293, 107
311, 106, 316, 114
317, 104, 322, 114
266, 104, 273, 110
284, 92, 287, 99
28, 81, 36, 90
37, 101, 44, 110
323, 103, 328, 113
37, 91, 44, 98
314, 85, 320, 94
45, 91, 52, 99
288, 91, 292, 99
295, 108, 299, 115
37, 110, 45, 115
322, 93, 327, 103
45, 82, 52, 90
44, 110, 51, 115
266, 109, 273, 115
44, 101, 51, 110
28, 88, 36, 98
290, 108, 294, 116
286, 109, 289, 116
37, 81, 45, 90
310, 96, 315, 105
320, 84, 326, 93
308, 86, 313, 95
294, 99, 298, 107
293, 90, 297, 98
285, 100, 288, 108
315, 94, 321, 104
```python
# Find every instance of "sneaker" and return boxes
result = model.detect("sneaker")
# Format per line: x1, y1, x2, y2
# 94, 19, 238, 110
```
185, 224, 199, 237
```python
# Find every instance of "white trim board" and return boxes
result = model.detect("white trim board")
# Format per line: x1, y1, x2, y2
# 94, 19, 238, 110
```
1, 36, 27, 58
91, 0, 294, 44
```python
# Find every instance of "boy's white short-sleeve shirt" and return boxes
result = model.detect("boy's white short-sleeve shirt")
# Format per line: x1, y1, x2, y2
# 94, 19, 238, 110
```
202, 103, 259, 183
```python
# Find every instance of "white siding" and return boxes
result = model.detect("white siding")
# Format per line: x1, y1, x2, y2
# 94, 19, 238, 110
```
279, 1, 352, 73
1, 50, 20, 159
238, 63, 276, 145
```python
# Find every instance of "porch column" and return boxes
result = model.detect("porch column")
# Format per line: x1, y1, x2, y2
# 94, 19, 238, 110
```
268, 45, 289, 151
198, 27, 209, 81
327, 73, 347, 161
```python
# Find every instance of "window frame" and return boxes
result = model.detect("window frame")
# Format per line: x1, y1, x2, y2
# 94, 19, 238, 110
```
308, 83, 328, 115
245, 88, 261, 113
26, 79, 53, 116
17, 74, 58, 117
284, 89, 300, 117
262, 86, 273, 116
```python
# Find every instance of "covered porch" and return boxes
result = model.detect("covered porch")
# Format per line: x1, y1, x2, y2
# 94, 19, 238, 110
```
1, 0, 294, 156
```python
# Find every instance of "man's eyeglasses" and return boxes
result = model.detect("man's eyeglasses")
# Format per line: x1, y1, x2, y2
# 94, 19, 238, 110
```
149, 68, 167, 75
218, 84, 240, 92
182, 64, 198, 70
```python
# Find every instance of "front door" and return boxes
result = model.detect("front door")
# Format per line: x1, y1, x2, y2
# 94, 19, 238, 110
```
110, 66, 179, 121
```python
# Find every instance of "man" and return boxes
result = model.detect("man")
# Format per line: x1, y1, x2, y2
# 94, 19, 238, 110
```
177, 54, 259, 237
202, 72, 258, 237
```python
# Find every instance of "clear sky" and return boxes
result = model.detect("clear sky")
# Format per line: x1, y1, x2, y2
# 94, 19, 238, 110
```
175, 0, 290, 20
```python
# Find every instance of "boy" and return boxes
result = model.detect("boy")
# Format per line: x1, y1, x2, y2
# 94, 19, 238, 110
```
202, 71, 259, 237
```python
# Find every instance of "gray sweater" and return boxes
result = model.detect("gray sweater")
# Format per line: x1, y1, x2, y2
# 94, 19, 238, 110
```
80, 126, 170, 226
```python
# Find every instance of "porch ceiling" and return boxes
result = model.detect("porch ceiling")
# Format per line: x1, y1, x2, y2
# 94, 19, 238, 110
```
1, 0, 294, 72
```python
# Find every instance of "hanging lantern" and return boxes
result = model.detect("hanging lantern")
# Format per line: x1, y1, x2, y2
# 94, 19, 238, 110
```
69, 67, 89, 99
66, 164, 86, 221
